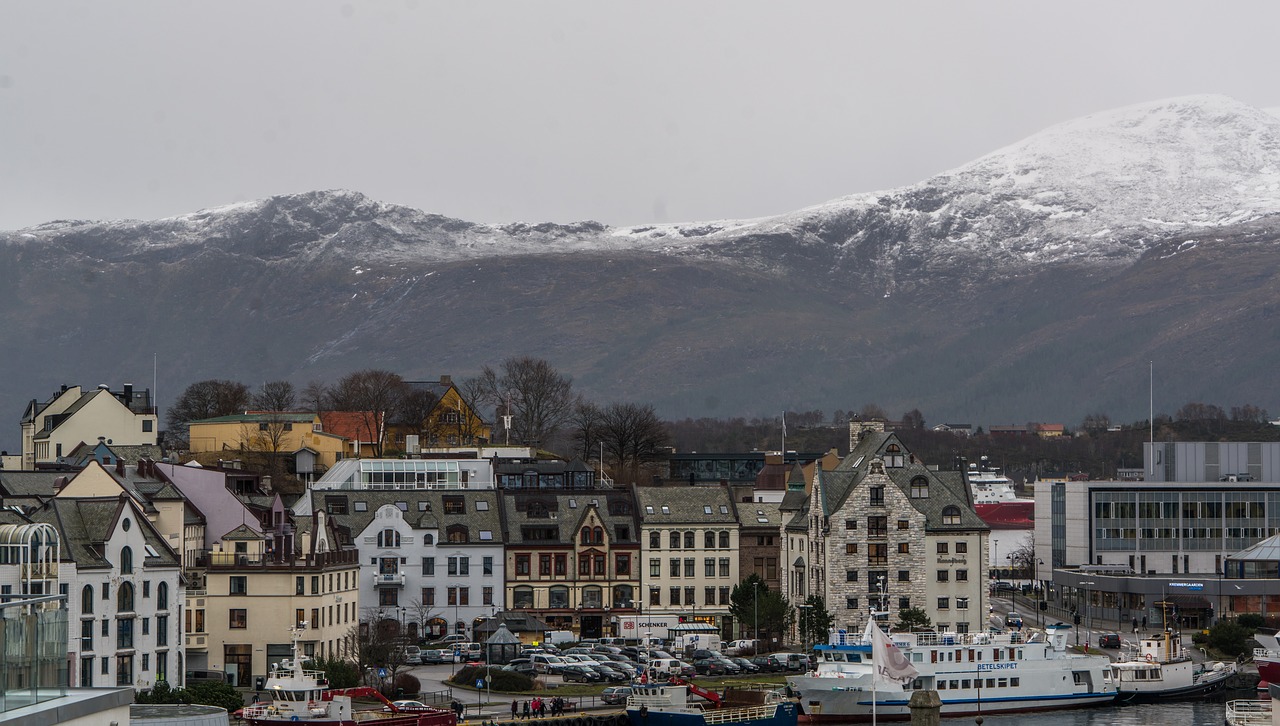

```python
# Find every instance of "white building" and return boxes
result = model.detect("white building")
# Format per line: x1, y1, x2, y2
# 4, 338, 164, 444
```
300, 489, 505, 640
19, 384, 158, 468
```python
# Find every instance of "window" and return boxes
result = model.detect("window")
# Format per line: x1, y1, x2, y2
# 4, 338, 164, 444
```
117, 654, 133, 686
942, 506, 961, 525
704, 505, 713, 515
684, 587, 695, 605
868, 543, 888, 566
476, 500, 489, 511
845, 542, 859, 555
120, 546, 133, 574
459, 587, 469, 606
910, 477, 929, 498
898, 596, 911, 610
684, 531, 695, 548
81, 585, 93, 614
450, 556, 470, 576
483, 556, 493, 575
229, 576, 247, 595
846, 597, 859, 609
650, 588, 661, 606
669, 587, 680, 605
311, 576, 319, 594
423, 587, 435, 606
898, 542, 910, 554
869, 486, 885, 506
705, 531, 716, 549
555, 554, 566, 575
615, 554, 630, 576
447, 587, 458, 606
846, 569, 858, 582
230, 609, 247, 628
579, 557, 591, 576
650, 531, 660, 549
296, 608, 307, 628
683, 558, 695, 578
143, 419, 153, 432
118, 582, 135, 612
669, 531, 680, 549
719, 558, 730, 577
898, 570, 910, 582
719, 531, 730, 549
378, 529, 401, 548
580, 527, 592, 545
143, 580, 150, 598
444, 496, 465, 514
705, 558, 716, 577
446, 525, 469, 543
515, 554, 530, 576
898, 519, 910, 530
868, 516, 887, 537
937, 542, 949, 554
593, 526, 604, 544
540, 554, 552, 576
957, 569, 968, 582
956, 542, 968, 554
483, 587, 493, 605
957, 597, 969, 610
157, 614, 168, 645
594, 554, 606, 576
705, 586, 716, 605
423, 557, 435, 576
845, 519, 858, 531
650, 558, 660, 577
884, 445, 904, 468
937, 597, 950, 610
937, 570, 949, 582
670, 558, 680, 577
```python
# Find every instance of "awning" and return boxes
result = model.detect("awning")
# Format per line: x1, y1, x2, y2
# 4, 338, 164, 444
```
1155, 594, 1212, 610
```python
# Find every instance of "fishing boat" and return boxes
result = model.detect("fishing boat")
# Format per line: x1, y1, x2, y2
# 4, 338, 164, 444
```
1106, 630, 1235, 701
240, 629, 456, 725
1252, 631, 1280, 687
788, 622, 1115, 722
626, 681, 798, 726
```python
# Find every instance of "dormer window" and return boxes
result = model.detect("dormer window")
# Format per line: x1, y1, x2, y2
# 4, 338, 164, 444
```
910, 477, 929, 498
942, 505, 961, 525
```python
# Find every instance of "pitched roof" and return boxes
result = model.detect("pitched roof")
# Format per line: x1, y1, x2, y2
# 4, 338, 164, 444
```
313, 489, 505, 542
30, 495, 180, 569
635, 487, 736, 524
319, 411, 381, 443
501, 490, 640, 545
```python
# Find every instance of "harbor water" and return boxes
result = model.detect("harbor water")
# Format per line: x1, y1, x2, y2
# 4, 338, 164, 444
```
943, 698, 1246, 725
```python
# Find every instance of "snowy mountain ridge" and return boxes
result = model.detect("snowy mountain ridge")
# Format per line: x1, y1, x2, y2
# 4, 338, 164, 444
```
8, 95, 1280, 275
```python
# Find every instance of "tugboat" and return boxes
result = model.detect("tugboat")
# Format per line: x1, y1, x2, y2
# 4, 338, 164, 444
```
626, 680, 798, 726
1107, 629, 1236, 701
240, 628, 456, 726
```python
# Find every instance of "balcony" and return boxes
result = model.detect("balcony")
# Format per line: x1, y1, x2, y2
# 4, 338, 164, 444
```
374, 572, 406, 587
21, 562, 59, 579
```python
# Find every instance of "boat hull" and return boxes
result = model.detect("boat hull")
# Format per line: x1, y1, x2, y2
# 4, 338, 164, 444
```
974, 501, 1034, 529
794, 692, 1115, 722
627, 702, 798, 726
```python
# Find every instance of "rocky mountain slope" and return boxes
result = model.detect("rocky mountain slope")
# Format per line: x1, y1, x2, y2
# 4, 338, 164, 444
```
3, 94, 1279, 449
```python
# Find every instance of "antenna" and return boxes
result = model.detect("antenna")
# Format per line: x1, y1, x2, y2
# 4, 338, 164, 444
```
1149, 360, 1154, 445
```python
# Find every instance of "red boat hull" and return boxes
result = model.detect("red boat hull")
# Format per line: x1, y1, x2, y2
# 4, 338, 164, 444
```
974, 501, 1034, 529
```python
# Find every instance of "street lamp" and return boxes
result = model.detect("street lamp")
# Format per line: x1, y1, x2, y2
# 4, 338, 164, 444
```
798, 603, 812, 654
1078, 580, 1095, 648
752, 581, 760, 650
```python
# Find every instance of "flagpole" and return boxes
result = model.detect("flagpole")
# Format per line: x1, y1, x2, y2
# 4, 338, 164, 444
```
781, 411, 786, 458
871, 614, 877, 726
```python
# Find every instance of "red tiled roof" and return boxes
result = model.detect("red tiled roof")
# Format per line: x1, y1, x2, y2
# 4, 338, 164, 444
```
320, 411, 382, 443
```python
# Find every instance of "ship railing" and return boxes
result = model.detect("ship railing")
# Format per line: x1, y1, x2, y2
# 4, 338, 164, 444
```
699, 704, 777, 724
1226, 698, 1272, 726
1253, 647, 1279, 659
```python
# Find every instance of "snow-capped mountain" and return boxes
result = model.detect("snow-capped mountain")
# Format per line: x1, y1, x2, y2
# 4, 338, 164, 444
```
2, 94, 1279, 444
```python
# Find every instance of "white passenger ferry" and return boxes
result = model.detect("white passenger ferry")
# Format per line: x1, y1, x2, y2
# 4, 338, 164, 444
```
787, 622, 1115, 721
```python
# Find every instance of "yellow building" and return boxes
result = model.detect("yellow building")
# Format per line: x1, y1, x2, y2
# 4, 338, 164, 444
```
196, 510, 360, 687
187, 413, 348, 472
394, 376, 492, 450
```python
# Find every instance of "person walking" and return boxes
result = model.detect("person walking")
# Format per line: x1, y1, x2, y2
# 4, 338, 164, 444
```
522, 700, 531, 720
511, 700, 519, 722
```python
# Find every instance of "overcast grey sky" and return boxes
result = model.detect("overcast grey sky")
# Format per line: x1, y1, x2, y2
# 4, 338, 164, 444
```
2, 1, 1278, 231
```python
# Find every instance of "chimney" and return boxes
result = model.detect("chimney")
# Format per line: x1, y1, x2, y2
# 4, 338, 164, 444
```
53, 476, 68, 494
261, 475, 273, 494
439, 375, 452, 386
137, 460, 146, 477
123, 383, 133, 403
115, 459, 125, 476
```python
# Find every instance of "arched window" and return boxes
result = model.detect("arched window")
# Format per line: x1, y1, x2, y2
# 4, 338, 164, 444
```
81, 585, 94, 614
613, 584, 634, 608
684, 531, 695, 549
719, 531, 730, 549
910, 477, 929, 498
592, 526, 603, 544
512, 586, 535, 609
157, 582, 169, 611
942, 505, 961, 525
422, 533, 434, 544
649, 531, 660, 549
581, 527, 591, 545
118, 582, 135, 612
669, 531, 680, 549
549, 586, 570, 608
447, 525, 469, 543
581, 585, 603, 608
377, 529, 401, 548
704, 531, 715, 549
120, 546, 133, 574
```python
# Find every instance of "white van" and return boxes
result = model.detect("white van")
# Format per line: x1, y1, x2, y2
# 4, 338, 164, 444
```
529, 653, 566, 674
648, 658, 691, 678
675, 632, 722, 653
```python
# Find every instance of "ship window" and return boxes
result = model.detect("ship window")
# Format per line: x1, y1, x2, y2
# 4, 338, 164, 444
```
1010, 678, 1019, 687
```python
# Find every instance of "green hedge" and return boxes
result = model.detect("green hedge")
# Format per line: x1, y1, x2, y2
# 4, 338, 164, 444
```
450, 665, 535, 692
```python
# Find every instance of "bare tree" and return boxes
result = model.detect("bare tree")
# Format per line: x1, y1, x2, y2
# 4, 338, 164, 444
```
858, 403, 888, 420
900, 408, 926, 430
392, 387, 440, 441
1230, 404, 1269, 423
301, 380, 330, 415
253, 380, 297, 412
328, 370, 407, 456
166, 379, 252, 445
600, 402, 670, 481
476, 357, 573, 447
568, 399, 605, 462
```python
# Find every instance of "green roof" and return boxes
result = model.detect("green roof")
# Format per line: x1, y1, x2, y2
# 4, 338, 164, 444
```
190, 412, 317, 424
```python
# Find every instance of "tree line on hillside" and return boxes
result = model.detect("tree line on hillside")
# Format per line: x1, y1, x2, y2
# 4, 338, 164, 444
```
164, 357, 671, 484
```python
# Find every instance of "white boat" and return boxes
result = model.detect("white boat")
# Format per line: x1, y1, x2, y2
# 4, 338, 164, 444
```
1225, 697, 1271, 726
1106, 630, 1236, 701
788, 622, 1115, 722
967, 459, 1034, 529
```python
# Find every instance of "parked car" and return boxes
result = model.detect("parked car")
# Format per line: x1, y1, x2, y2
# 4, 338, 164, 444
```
384, 700, 429, 712
771, 653, 809, 671
590, 664, 630, 682
429, 634, 469, 647
689, 649, 716, 661
398, 646, 422, 665
731, 657, 760, 673
186, 669, 229, 684
560, 664, 603, 683
530, 654, 566, 674
1098, 633, 1122, 649
601, 686, 633, 705
694, 658, 730, 676
563, 647, 594, 656
505, 661, 537, 676
712, 656, 742, 675
990, 581, 1018, 594
592, 645, 624, 657
420, 649, 454, 664
749, 654, 785, 672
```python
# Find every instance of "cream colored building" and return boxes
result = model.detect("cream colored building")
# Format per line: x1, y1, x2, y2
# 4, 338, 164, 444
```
187, 412, 348, 472
196, 510, 360, 686
20, 384, 157, 467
